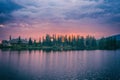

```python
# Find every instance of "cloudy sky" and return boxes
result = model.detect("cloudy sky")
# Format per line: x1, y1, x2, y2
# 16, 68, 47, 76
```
0, 0, 120, 41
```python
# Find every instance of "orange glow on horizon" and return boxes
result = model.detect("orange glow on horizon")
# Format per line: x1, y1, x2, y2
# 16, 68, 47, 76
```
8, 32, 105, 42
1, 22, 118, 41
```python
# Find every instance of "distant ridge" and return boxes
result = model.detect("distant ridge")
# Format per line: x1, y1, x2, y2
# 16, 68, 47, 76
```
107, 34, 120, 40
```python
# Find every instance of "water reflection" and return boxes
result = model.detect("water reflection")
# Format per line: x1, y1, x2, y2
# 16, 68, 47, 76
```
0, 50, 120, 80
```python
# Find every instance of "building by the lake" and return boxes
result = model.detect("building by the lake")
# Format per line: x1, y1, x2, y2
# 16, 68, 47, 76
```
2, 36, 28, 47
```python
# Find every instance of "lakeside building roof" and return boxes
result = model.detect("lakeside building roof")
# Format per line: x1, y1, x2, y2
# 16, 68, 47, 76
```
9, 38, 28, 44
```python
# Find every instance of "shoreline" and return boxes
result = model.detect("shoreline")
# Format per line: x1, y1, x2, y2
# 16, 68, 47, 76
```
0, 46, 118, 51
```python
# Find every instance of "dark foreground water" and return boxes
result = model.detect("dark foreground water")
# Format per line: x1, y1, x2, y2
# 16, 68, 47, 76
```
0, 50, 120, 80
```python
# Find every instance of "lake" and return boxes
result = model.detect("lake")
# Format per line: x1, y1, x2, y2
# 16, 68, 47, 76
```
0, 50, 120, 80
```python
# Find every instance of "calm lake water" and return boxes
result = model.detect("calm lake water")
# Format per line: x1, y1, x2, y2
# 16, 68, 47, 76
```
0, 50, 120, 80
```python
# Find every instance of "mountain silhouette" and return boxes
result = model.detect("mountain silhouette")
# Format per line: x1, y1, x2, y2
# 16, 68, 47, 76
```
107, 34, 120, 41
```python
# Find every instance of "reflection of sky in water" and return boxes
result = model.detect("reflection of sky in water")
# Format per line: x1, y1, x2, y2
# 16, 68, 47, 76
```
0, 50, 120, 80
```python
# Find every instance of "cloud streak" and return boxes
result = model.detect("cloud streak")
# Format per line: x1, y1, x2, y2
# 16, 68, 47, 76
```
0, 0, 22, 24
1, 0, 120, 25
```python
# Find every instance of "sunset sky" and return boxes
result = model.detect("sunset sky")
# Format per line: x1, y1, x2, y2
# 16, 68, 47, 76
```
0, 0, 120, 41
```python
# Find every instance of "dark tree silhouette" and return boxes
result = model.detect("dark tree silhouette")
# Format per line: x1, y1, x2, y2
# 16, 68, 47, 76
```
28, 37, 33, 45
9, 35, 12, 41
18, 36, 21, 44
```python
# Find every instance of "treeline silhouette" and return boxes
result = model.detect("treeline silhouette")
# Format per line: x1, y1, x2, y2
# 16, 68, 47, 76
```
29, 34, 120, 50
1, 34, 120, 50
